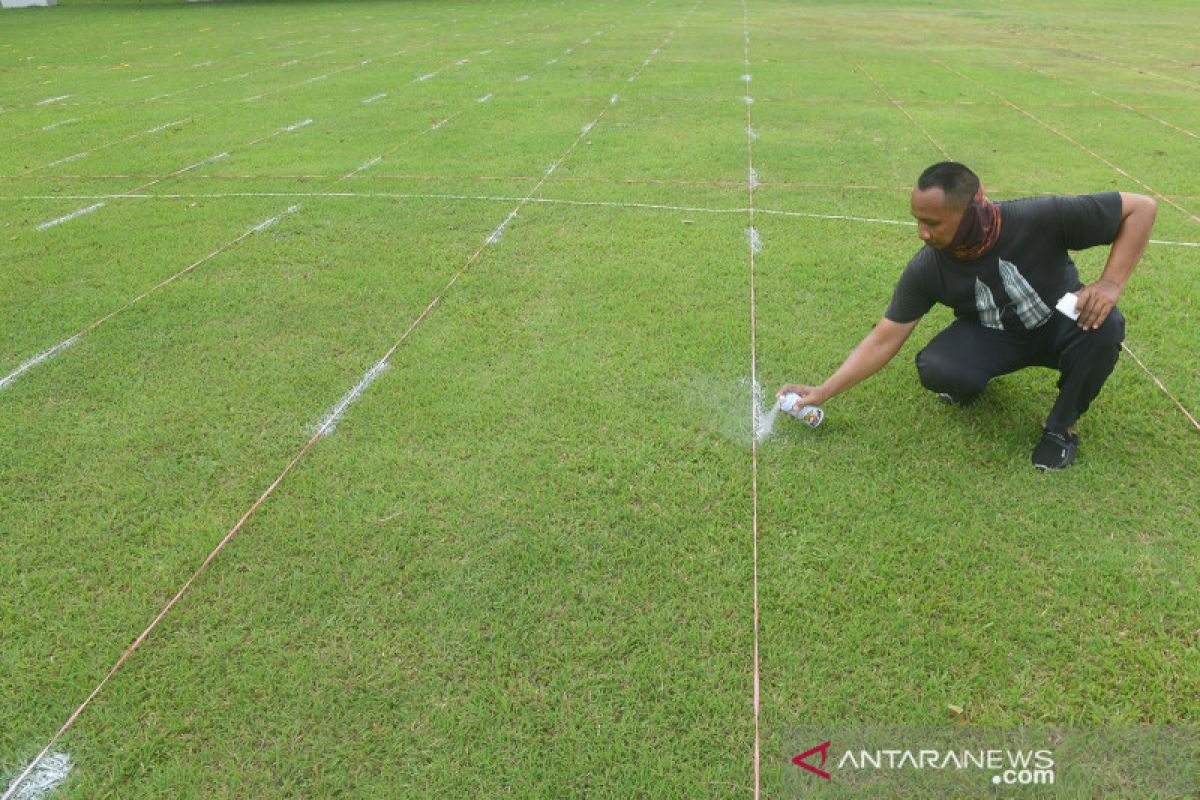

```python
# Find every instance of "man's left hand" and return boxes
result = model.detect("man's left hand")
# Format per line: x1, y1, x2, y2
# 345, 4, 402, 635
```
1074, 279, 1121, 330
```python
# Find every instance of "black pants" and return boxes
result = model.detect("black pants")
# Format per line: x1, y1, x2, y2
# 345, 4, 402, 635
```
914, 309, 1125, 433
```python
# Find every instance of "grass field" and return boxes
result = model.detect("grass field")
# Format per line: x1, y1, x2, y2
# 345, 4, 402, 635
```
2, 0, 1198, 797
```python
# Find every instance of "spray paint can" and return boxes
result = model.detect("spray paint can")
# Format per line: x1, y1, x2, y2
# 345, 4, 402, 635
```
779, 392, 824, 428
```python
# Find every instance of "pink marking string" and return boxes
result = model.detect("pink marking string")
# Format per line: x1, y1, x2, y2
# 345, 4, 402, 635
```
1121, 342, 1200, 433
3, 21, 691, 799
937, 61, 1200, 226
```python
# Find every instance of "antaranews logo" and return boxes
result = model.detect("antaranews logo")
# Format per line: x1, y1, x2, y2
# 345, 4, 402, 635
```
790, 739, 1055, 789
791, 741, 832, 781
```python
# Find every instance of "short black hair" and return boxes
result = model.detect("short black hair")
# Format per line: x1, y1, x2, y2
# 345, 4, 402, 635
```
916, 162, 980, 209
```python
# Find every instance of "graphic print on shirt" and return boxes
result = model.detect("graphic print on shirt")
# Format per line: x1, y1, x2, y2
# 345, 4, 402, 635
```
999, 259, 1052, 329
973, 260, 1053, 331
974, 278, 1002, 330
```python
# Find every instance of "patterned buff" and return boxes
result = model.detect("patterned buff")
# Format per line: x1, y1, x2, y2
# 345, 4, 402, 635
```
948, 187, 1002, 260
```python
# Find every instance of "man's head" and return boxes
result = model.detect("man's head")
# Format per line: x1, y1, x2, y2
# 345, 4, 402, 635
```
911, 162, 981, 249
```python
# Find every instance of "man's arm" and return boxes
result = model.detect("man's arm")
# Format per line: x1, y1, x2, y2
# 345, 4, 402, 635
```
777, 316, 920, 407
1075, 192, 1156, 330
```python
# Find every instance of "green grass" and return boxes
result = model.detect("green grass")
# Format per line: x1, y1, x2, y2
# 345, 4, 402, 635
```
2, 0, 1198, 798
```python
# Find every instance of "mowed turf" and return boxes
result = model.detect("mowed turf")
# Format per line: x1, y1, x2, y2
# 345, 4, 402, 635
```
2, 0, 1198, 798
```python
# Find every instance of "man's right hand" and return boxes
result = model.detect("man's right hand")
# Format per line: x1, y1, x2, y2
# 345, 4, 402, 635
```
776, 383, 829, 407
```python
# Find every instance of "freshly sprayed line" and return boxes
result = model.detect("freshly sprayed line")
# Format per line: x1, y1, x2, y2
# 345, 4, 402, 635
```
742, 74, 752, 82
129, 75, 153, 83
282, 118, 312, 133
455, 59, 470, 66
250, 205, 297, 233
145, 119, 187, 134
362, 93, 387, 104
349, 156, 383, 177
2, 750, 72, 800
545, 161, 559, 176
192, 60, 213, 68
8, 207, 298, 390
479, 49, 492, 55
610, 94, 619, 105
174, 152, 229, 177
1150, 238, 1200, 247
312, 359, 390, 435
748, 125, 757, 141
0, 336, 79, 391
40, 118, 78, 132
35, 203, 104, 231
581, 122, 595, 136
477, 93, 494, 103
546, 58, 558, 66
516, 74, 530, 82
36, 95, 70, 106
486, 209, 519, 244
45, 152, 88, 168
417, 72, 436, 82
742, 3, 762, 796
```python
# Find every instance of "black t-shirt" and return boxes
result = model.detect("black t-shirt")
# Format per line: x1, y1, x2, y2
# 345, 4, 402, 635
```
885, 192, 1124, 330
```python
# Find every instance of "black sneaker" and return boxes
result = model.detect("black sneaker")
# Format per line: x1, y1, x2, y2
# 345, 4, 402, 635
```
1032, 430, 1079, 471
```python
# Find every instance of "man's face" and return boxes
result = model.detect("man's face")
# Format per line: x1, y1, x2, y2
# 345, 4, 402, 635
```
910, 186, 966, 250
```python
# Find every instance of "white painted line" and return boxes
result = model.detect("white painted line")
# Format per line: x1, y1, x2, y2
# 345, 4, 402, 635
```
581, 122, 594, 135
749, 226, 762, 253
477, 93, 493, 103
45, 152, 88, 168
417, 72, 436, 81
479, 50, 492, 55
743, 96, 754, 105
251, 204, 299, 233
431, 119, 447, 130
749, 167, 759, 189
0, 336, 79, 391
545, 160, 559, 176
2, 750, 72, 800
610, 94, 619, 105
282, 119, 312, 133
582, 38, 592, 45
35, 203, 104, 231
644, 58, 652, 66
748, 125, 758, 141
455, 58, 469, 65
759, 208, 915, 226
628, 75, 638, 82
312, 358, 389, 435
350, 156, 383, 176
546, 58, 558, 66
516, 74, 529, 82
35, 95, 69, 106
742, 74, 752, 82
145, 119, 187, 134
192, 60, 213, 68
176, 152, 229, 175
40, 117, 78, 132
506, 39, 516, 45
486, 209, 518, 244
280, 59, 299, 67
244, 94, 264, 102
1150, 238, 1200, 247
564, 48, 573, 54
130, 75, 153, 83
301, 74, 329, 85
362, 93, 387, 104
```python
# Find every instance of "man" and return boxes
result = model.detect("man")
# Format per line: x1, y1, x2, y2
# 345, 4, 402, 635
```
777, 162, 1157, 470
